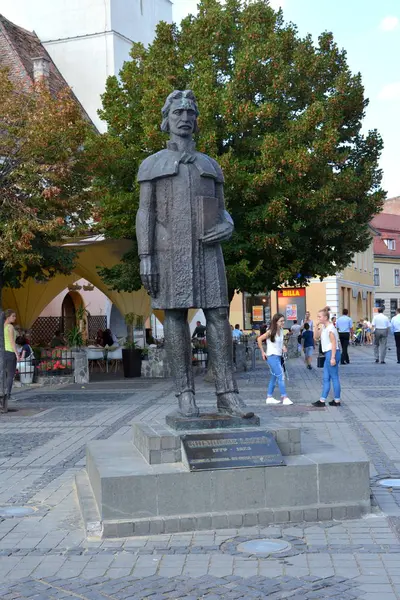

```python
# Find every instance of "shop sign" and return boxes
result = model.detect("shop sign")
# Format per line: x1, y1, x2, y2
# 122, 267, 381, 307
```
277, 289, 306, 298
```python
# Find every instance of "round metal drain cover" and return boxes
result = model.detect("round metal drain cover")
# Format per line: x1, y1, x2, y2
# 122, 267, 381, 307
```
0, 506, 36, 518
378, 478, 400, 488
237, 538, 291, 554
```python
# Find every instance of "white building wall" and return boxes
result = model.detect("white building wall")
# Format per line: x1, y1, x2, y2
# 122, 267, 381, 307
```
43, 34, 115, 131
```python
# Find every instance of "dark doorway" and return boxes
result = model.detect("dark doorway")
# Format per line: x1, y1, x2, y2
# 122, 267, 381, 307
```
62, 293, 76, 333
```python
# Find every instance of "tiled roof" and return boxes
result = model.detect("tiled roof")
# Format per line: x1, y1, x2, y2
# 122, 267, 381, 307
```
0, 14, 66, 95
371, 213, 400, 258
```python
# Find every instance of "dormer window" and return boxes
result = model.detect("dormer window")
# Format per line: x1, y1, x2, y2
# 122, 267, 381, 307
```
384, 239, 396, 250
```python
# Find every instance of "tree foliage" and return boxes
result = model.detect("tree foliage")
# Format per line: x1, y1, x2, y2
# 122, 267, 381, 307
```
89, 0, 384, 295
0, 68, 92, 401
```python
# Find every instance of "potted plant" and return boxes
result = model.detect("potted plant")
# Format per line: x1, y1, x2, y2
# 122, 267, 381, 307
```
65, 326, 83, 350
122, 313, 143, 378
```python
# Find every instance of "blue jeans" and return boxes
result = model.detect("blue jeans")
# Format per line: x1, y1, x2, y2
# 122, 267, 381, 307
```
321, 350, 341, 400
267, 354, 287, 397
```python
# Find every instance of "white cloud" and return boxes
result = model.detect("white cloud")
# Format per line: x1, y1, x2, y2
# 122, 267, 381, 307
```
379, 16, 399, 31
378, 82, 400, 101
268, 0, 286, 9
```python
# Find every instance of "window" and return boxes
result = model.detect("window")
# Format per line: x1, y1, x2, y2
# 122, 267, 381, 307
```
391, 299, 398, 318
243, 293, 270, 330
384, 239, 396, 250
374, 268, 380, 287
375, 298, 385, 309
395, 269, 400, 286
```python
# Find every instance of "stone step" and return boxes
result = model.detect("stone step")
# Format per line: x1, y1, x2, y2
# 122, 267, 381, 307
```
76, 437, 370, 538
132, 421, 301, 465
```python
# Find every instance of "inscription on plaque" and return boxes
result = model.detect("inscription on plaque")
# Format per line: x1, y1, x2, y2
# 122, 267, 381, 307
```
181, 431, 285, 471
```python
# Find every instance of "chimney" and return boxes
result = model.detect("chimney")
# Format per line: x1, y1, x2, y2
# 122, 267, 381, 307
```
32, 56, 50, 86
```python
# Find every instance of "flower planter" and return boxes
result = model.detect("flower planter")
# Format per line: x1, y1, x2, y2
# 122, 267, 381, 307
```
122, 348, 142, 378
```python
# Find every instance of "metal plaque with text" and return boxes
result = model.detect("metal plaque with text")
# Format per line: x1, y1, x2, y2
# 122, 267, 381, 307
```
181, 431, 285, 471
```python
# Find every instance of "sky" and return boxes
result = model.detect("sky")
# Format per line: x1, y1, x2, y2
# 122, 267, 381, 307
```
172, 0, 400, 199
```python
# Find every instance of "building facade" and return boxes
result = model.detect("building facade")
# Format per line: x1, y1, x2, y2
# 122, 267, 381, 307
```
229, 239, 375, 330
371, 213, 400, 319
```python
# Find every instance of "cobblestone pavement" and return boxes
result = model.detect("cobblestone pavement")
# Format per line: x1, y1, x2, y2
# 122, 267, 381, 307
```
1, 343, 400, 598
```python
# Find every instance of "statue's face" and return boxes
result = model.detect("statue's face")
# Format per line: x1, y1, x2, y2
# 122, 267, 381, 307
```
168, 98, 197, 137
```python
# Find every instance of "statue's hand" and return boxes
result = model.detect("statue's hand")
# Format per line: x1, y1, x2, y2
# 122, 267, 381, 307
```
140, 255, 159, 297
202, 212, 234, 245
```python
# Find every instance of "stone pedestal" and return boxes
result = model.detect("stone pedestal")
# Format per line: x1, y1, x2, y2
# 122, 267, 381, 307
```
73, 349, 89, 384
141, 347, 171, 378
165, 412, 260, 431
76, 418, 370, 538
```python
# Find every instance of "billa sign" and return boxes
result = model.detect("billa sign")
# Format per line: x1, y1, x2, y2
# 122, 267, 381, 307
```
277, 288, 306, 298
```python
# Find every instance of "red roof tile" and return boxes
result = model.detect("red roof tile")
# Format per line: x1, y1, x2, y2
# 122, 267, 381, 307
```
0, 14, 66, 95
0, 14, 93, 126
371, 213, 400, 257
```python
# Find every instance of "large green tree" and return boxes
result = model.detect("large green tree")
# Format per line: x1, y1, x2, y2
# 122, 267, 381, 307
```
0, 69, 92, 407
89, 0, 384, 297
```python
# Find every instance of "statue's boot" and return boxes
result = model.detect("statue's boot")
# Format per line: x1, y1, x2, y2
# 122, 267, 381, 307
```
178, 391, 200, 417
217, 392, 254, 419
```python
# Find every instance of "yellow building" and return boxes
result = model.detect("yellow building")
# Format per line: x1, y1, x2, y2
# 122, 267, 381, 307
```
230, 236, 375, 330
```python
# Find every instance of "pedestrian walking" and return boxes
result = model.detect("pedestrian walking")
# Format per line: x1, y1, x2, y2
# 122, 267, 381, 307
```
290, 320, 302, 352
391, 307, 400, 363
257, 313, 293, 405
372, 308, 390, 364
301, 311, 314, 331
3, 309, 18, 407
232, 324, 243, 340
336, 309, 353, 365
301, 322, 314, 369
312, 306, 341, 407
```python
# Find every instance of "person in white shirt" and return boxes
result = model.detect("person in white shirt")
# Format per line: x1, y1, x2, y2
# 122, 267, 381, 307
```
257, 313, 293, 405
391, 307, 400, 363
372, 308, 391, 364
290, 320, 302, 352
301, 311, 314, 332
312, 306, 341, 407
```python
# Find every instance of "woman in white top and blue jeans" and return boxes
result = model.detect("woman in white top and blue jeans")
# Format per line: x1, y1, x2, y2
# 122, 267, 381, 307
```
257, 313, 293, 405
312, 306, 341, 407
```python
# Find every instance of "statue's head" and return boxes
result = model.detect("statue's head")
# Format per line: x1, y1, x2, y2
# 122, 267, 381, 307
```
161, 90, 199, 137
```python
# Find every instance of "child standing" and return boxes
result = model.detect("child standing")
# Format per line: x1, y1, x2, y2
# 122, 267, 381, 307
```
257, 313, 293, 405
302, 322, 314, 369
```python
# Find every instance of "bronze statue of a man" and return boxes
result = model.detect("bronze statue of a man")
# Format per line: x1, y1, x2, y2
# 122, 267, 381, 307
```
136, 90, 251, 418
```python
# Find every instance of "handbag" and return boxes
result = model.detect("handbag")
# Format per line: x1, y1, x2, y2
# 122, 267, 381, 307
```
317, 354, 325, 368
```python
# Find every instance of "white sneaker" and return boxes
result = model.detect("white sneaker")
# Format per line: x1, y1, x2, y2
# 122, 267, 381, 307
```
282, 397, 293, 405
266, 397, 281, 404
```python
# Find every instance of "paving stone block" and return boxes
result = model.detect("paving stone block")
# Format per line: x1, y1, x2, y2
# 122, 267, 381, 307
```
211, 514, 229, 529
134, 520, 150, 535
289, 509, 304, 523
304, 508, 319, 522
274, 510, 290, 523
195, 514, 213, 531
318, 507, 333, 521
243, 512, 258, 527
